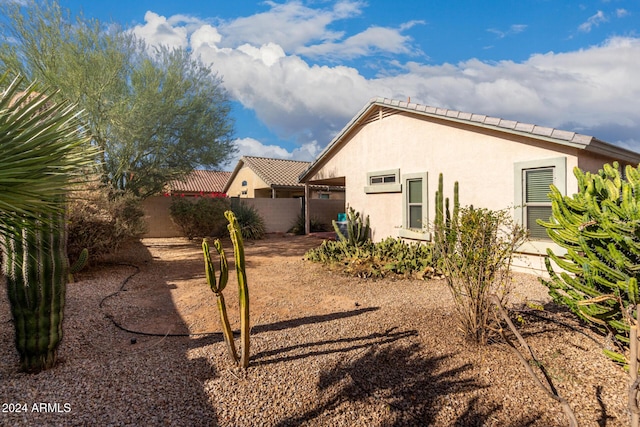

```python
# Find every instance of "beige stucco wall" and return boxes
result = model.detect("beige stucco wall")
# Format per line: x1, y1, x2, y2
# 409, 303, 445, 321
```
226, 166, 269, 198
142, 196, 184, 238
306, 112, 619, 245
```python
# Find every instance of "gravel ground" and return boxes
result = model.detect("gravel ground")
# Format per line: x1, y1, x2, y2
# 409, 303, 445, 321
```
0, 235, 632, 426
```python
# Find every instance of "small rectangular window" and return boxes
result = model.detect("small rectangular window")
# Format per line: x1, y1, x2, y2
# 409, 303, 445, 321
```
365, 169, 401, 194
370, 174, 396, 185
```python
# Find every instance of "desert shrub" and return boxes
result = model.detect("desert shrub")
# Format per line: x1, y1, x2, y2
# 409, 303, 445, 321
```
231, 202, 266, 240
169, 196, 231, 239
288, 214, 328, 235
305, 237, 439, 279
435, 206, 527, 344
67, 183, 147, 262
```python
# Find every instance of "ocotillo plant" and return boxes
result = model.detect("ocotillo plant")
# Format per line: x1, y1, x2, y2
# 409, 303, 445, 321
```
202, 238, 238, 362
202, 210, 250, 368
1, 212, 69, 373
332, 206, 370, 246
538, 162, 640, 366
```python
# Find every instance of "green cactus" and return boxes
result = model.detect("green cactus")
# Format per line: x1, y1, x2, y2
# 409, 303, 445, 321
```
332, 206, 370, 246
225, 211, 250, 369
1, 212, 69, 373
203, 238, 239, 363
202, 210, 250, 368
68, 248, 89, 282
538, 162, 640, 366
434, 173, 459, 260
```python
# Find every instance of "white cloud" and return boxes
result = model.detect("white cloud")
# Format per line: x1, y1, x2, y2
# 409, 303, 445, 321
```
222, 138, 321, 170
132, 11, 190, 49
214, 0, 361, 52
131, 7, 640, 155
616, 9, 629, 18
297, 25, 419, 59
578, 10, 608, 32
487, 24, 528, 39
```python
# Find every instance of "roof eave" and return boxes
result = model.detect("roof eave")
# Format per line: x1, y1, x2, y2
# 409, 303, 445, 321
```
223, 158, 246, 193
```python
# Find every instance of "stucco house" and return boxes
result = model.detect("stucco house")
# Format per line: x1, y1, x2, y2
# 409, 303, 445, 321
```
142, 170, 231, 238
225, 156, 344, 199
299, 97, 640, 273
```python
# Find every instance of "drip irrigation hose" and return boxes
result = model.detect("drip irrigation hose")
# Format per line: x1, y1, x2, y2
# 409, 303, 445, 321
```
98, 262, 222, 338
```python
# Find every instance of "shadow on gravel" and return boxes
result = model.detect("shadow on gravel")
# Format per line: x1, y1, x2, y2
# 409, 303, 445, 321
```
273, 342, 540, 427
190, 307, 380, 348
252, 326, 415, 366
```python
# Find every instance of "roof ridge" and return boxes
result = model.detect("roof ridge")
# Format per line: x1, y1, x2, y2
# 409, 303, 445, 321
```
370, 96, 593, 146
242, 155, 311, 164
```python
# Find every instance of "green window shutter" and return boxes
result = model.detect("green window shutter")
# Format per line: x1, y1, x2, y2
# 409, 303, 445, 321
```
524, 167, 554, 240
526, 206, 552, 239
525, 168, 553, 203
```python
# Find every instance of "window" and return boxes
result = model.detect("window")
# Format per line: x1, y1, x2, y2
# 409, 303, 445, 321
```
514, 157, 566, 240
370, 174, 396, 185
524, 168, 553, 239
365, 169, 401, 193
399, 172, 430, 240
318, 193, 330, 199
241, 180, 248, 186
407, 179, 423, 228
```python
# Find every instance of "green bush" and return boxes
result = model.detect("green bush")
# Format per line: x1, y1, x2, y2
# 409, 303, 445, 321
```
169, 196, 231, 239
435, 206, 527, 344
288, 214, 329, 235
305, 237, 439, 279
231, 202, 266, 240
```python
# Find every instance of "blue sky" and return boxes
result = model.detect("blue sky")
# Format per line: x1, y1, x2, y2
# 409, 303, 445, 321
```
53, 0, 640, 169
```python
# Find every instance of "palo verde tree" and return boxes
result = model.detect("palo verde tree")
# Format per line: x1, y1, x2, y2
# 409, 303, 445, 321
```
0, 0, 236, 198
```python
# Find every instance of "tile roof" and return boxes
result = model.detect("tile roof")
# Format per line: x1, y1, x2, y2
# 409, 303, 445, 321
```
240, 156, 312, 187
300, 97, 640, 182
169, 170, 231, 193
374, 97, 595, 146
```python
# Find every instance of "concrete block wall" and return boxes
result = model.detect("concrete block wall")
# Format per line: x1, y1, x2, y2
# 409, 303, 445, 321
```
143, 196, 345, 237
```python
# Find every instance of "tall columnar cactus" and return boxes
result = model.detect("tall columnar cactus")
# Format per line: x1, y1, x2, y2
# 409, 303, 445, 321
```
202, 210, 250, 368
1, 212, 69, 373
332, 206, 370, 246
434, 173, 459, 260
203, 238, 238, 362
538, 162, 640, 365
225, 211, 250, 369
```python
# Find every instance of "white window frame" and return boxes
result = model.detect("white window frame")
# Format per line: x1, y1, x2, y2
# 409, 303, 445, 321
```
399, 172, 430, 241
514, 157, 567, 255
365, 169, 401, 193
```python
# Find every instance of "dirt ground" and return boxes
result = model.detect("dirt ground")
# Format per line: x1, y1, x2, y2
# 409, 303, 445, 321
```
98, 234, 360, 338
0, 233, 633, 426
